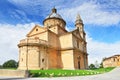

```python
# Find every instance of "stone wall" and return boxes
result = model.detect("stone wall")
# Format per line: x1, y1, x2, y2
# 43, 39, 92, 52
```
61, 50, 74, 69
59, 34, 73, 49
0, 69, 28, 77
103, 55, 120, 68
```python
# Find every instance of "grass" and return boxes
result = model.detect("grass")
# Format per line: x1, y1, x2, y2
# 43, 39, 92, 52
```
0, 68, 17, 70
29, 67, 115, 77
91, 67, 115, 73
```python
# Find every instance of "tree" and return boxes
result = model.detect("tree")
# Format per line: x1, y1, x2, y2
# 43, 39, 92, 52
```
99, 58, 105, 68
99, 62, 103, 68
0, 65, 2, 68
2, 59, 18, 68
89, 64, 96, 69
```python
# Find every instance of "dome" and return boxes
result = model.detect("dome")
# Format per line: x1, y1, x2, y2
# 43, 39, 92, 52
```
46, 13, 63, 19
43, 7, 66, 26
45, 7, 64, 20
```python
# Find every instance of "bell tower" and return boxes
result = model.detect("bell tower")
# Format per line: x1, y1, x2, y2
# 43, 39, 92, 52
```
75, 14, 86, 40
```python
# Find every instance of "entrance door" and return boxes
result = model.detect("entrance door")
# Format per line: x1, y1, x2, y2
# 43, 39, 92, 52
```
78, 61, 80, 69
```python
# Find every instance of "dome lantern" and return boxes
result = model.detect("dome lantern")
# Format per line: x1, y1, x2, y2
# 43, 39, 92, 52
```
52, 7, 57, 13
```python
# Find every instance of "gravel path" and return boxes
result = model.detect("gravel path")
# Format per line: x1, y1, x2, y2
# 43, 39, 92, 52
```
1, 67, 120, 80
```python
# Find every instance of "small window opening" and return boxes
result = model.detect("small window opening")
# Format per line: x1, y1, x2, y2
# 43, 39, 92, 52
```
114, 58, 115, 61
21, 58, 23, 61
36, 29, 38, 31
42, 59, 44, 62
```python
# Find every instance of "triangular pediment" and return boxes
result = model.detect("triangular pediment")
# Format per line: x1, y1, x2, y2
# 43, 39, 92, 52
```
72, 29, 82, 40
27, 25, 45, 37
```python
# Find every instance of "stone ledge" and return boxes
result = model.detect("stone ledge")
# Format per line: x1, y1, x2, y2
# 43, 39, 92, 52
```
0, 69, 29, 77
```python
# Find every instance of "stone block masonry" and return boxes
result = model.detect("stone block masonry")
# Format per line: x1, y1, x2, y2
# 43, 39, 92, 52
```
0, 69, 29, 77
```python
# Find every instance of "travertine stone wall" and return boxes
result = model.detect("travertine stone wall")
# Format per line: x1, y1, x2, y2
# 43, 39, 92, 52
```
48, 30, 59, 48
18, 45, 48, 70
61, 50, 74, 69
58, 26, 67, 35
44, 18, 65, 29
48, 25, 67, 35
72, 35, 83, 52
28, 31, 48, 41
47, 48, 58, 69
18, 46, 27, 70
103, 55, 120, 68
59, 34, 73, 49
27, 46, 40, 69
0, 69, 28, 77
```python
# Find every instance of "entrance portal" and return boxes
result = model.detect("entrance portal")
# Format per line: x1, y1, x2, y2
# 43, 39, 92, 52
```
78, 61, 80, 69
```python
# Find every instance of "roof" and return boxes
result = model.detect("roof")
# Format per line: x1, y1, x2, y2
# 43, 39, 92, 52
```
103, 54, 120, 61
45, 7, 64, 20
46, 13, 63, 19
75, 14, 83, 24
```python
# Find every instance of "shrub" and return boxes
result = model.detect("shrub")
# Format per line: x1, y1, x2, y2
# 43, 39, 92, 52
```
89, 64, 96, 69
2, 60, 18, 68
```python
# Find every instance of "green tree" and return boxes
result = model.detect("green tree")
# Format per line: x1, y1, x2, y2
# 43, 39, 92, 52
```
99, 58, 105, 68
0, 65, 2, 68
99, 62, 103, 68
89, 64, 96, 69
2, 60, 18, 68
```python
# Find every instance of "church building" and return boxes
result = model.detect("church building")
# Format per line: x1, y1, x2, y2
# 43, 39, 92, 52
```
18, 8, 88, 70
103, 54, 120, 68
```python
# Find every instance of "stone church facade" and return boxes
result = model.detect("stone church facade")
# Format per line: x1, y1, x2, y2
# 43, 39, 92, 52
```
18, 8, 88, 70
103, 55, 120, 68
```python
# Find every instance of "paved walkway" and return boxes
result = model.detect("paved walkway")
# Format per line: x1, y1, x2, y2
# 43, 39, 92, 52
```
0, 67, 120, 80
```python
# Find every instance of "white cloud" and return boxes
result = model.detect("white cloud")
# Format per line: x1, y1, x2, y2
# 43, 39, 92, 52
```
87, 35, 120, 64
7, 0, 120, 26
8, 0, 63, 15
9, 9, 31, 23
0, 23, 35, 64
59, 2, 120, 26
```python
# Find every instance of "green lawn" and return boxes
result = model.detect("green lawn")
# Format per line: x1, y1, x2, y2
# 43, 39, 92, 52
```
29, 67, 115, 77
0, 68, 17, 70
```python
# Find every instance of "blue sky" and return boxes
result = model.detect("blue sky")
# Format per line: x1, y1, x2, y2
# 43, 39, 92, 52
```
0, 0, 120, 65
